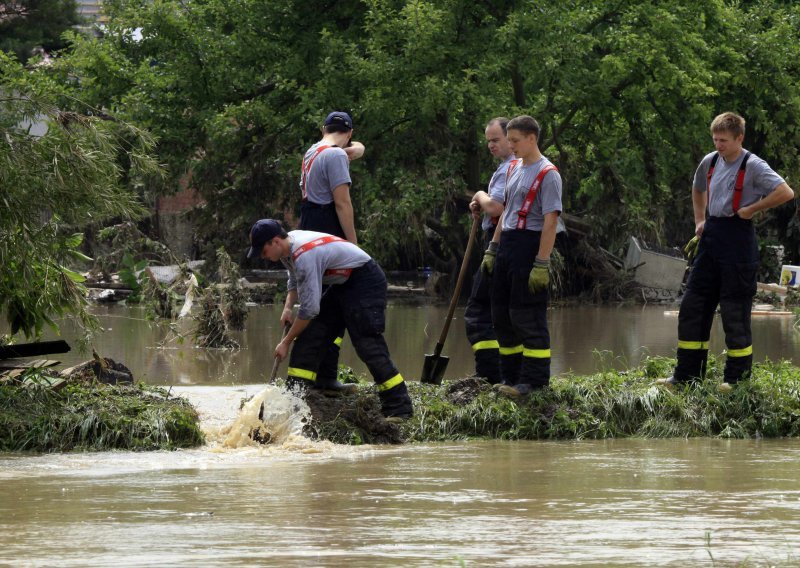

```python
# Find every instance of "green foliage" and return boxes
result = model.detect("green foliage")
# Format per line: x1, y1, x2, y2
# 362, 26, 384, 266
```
310, 358, 800, 444
47, 0, 800, 272
0, 53, 160, 340
117, 252, 148, 302
0, 0, 81, 64
0, 373, 204, 452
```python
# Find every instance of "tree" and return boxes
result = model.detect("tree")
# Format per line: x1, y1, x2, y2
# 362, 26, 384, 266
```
49, 0, 800, 281
0, 0, 81, 63
0, 52, 159, 340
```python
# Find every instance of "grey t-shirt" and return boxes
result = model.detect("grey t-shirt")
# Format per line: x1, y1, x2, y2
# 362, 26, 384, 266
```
501, 157, 564, 232
282, 230, 370, 320
693, 151, 785, 217
299, 142, 352, 205
482, 155, 515, 231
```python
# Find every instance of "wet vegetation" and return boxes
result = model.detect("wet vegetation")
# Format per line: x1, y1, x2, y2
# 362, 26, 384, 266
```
308, 358, 800, 444
0, 371, 204, 452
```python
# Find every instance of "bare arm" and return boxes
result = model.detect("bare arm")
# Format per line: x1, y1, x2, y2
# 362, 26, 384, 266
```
692, 188, 708, 236
280, 289, 298, 326
470, 190, 504, 218
490, 211, 505, 245
344, 141, 365, 161
332, 184, 357, 244
275, 317, 311, 361
737, 182, 795, 220
536, 212, 559, 260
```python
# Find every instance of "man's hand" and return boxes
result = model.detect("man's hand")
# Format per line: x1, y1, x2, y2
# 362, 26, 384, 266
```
280, 308, 293, 327
528, 258, 550, 293
274, 339, 290, 362
683, 236, 700, 260
736, 205, 755, 220
481, 242, 498, 275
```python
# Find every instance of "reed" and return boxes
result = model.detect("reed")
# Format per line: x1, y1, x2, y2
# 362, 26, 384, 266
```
0, 374, 204, 452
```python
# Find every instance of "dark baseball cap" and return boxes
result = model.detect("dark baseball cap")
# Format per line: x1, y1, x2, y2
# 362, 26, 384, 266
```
324, 111, 353, 130
247, 219, 283, 259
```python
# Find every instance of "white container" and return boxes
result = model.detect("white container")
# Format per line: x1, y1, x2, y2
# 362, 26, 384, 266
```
780, 265, 800, 287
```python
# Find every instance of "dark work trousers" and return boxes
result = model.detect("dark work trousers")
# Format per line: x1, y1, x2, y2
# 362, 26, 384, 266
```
490, 229, 550, 387
464, 228, 501, 383
287, 261, 412, 415
298, 200, 346, 386
675, 216, 759, 383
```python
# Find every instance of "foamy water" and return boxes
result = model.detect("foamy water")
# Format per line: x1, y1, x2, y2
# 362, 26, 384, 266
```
172, 384, 353, 457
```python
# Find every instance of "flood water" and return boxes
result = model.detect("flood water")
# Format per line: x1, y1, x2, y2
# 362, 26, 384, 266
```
3, 304, 800, 565
44, 303, 800, 385
2, 434, 800, 566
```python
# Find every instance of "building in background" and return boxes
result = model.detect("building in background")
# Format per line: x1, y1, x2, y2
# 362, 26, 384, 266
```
75, 0, 106, 23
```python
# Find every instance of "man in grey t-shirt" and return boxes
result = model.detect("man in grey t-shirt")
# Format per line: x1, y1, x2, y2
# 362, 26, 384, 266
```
247, 219, 413, 420
659, 112, 794, 391
294, 111, 365, 394
465, 117, 514, 384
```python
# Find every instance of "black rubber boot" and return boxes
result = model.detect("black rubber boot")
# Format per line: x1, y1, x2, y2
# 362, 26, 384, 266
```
379, 382, 413, 419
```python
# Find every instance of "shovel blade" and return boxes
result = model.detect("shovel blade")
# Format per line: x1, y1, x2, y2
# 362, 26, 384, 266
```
421, 353, 449, 385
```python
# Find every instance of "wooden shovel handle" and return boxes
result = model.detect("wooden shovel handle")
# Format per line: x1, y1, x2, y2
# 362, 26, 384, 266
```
436, 217, 480, 346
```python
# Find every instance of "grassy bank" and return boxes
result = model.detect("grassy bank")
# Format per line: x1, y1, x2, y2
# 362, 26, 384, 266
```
313, 358, 800, 444
0, 375, 204, 452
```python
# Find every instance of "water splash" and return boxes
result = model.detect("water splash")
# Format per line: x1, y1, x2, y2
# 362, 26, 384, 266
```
219, 385, 310, 448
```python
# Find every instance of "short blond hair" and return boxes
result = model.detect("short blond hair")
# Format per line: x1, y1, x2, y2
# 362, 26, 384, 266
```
710, 112, 745, 138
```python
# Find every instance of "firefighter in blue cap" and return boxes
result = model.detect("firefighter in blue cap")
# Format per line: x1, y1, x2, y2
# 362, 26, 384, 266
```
293, 111, 365, 394
658, 112, 794, 391
247, 219, 413, 421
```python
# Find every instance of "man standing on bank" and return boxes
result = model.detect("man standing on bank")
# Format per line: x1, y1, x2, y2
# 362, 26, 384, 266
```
466, 117, 515, 384
659, 112, 794, 391
293, 111, 365, 394
248, 219, 413, 420
482, 115, 564, 397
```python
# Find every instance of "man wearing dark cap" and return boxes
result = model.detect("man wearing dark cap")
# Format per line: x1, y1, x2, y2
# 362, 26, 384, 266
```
247, 219, 413, 421
298, 111, 364, 244
294, 111, 364, 394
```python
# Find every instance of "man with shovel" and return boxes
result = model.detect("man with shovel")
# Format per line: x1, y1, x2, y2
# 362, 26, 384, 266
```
482, 115, 565, 397
294, 111, 365, 394
465, 117, 515, 385
247, 219, 413, 421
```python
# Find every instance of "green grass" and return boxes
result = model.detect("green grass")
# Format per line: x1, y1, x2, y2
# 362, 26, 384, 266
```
0, 372, 204, 452
389, 356, 800, 442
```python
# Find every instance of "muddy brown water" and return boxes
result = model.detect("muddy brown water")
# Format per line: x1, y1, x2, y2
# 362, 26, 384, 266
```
3, 304, 800, 565
41, 303, 800, 385
1, 436, 799, 566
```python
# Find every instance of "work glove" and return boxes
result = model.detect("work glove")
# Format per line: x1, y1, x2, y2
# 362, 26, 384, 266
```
683, 236, 699, 261
481, 242, 498, 275
528, 258, 550, 293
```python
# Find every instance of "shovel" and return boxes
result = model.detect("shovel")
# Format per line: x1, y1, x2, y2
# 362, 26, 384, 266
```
420, 216, 480, 384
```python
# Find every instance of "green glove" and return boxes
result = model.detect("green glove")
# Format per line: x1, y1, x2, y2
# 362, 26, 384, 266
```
683, 236, 699, 261
481, 242, 498, 275
528, 258, 550, 293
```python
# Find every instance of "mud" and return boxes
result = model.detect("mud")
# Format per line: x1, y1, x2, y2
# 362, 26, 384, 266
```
300, 389, 404, 445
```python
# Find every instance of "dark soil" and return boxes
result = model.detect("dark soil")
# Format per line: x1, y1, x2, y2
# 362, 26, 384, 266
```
302, 389, 404, 445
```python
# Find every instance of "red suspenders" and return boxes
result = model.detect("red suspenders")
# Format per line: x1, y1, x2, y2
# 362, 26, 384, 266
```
706, 151, 750, 214
300, 145, 331, 200
291, 235, 354, 278
505, 159, 559, 230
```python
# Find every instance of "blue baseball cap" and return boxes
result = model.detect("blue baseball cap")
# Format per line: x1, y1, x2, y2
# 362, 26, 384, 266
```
247, 219, 283, 259
324, 111, 353, 130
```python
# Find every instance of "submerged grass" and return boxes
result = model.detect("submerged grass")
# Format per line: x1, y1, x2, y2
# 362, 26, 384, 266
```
389, 357, 800, 443
0, 372, 204, 452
